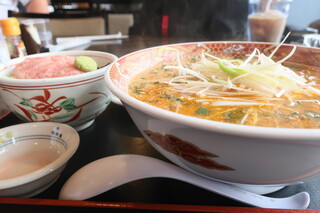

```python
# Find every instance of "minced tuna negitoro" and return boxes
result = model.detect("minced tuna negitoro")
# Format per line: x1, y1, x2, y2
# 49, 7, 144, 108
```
13, 55, 97, 79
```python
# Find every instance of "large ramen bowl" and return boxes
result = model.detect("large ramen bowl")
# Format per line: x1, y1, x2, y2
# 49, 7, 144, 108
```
0, 50, 118, 131
105, 42, 320, 187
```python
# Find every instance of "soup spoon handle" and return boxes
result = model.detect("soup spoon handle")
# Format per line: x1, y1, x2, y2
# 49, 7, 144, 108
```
59, 154, 310, 209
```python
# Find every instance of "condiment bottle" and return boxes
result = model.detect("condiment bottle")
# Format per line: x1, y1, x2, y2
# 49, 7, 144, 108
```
0, 17, 27, 59
20, 22, 42, 54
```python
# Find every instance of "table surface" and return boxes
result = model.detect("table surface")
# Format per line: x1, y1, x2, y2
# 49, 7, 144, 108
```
1, 36, 320, 212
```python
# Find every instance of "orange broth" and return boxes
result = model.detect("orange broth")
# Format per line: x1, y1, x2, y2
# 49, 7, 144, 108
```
128, 58, 320, 128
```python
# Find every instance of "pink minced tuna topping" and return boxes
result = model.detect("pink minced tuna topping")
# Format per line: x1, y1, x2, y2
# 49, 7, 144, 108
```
13, 55, 84, 79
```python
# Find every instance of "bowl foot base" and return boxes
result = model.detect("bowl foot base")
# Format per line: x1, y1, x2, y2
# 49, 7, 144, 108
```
74, 119, 95, 131
232, 183, 286, 194
21, 175, 60, 198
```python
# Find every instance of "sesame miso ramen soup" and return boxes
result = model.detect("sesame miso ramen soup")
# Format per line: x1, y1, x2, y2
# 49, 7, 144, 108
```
129, 46, 320, 128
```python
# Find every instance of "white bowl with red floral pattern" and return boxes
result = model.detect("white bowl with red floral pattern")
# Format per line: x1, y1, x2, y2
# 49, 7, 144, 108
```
105, 41, 320, 189
0, 51, 118, 131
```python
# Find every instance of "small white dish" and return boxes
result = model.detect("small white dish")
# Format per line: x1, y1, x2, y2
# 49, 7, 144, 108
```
0, 122, 79, 197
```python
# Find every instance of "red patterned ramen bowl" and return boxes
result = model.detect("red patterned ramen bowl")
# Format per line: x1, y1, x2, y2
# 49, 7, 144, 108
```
0, 51, 117, 131
105, 41, 320, 187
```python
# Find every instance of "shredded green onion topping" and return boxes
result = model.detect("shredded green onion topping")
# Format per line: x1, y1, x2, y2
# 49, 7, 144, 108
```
163, 41, 320, 106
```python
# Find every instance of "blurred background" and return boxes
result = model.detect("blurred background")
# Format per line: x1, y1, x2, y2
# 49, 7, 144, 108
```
3, 0, 320, 41
1, 0, 319, 72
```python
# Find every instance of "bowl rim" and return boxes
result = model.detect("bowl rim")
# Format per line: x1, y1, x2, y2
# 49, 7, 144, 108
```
0, 122, 79, 189
105, 41, 320, 140
0, 50, 118, 84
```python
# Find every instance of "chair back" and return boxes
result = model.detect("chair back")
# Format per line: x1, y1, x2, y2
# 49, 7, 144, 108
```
9, 12, 106, 38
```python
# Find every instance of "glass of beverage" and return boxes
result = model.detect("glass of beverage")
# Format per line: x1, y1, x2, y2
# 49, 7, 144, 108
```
248, 0, 292, 43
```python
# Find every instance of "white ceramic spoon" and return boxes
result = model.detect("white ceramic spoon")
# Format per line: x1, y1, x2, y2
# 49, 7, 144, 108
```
59, 154, 310, 209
